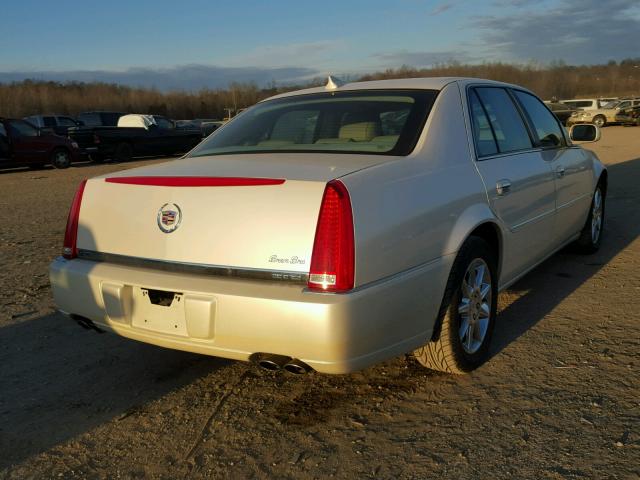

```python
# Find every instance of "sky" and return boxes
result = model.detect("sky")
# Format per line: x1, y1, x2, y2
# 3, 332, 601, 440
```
1, 0, 639, 90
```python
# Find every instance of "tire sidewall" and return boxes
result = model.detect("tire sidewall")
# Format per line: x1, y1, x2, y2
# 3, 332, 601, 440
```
444, 238, 499, 372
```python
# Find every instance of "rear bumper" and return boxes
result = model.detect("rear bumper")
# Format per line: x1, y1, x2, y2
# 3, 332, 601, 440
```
49, 256, 452, 373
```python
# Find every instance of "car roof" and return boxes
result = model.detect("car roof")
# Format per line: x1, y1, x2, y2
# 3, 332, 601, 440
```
263, 77, 525, 102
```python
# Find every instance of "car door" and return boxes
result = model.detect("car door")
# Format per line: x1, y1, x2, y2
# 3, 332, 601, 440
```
468, 87, 557, 284
6, 120, 50, 163
512, 90, 594, 248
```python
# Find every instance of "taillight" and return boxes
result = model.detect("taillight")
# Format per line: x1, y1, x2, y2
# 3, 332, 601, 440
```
93, 134, 100, 144
63, 179, 87, 259
308, 180, 355, 292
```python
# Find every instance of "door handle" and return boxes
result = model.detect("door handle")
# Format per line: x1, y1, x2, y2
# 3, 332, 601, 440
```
496, 179, 511, 196
556, 166, 566, 178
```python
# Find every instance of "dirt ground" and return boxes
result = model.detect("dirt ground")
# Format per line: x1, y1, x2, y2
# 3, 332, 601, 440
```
1, 128, 639, 480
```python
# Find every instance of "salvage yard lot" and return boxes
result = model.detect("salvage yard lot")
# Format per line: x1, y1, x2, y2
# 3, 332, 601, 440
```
1, 129, 639, 479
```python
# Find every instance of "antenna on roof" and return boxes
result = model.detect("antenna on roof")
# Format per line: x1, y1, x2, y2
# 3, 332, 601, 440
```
325, 75, 344, 91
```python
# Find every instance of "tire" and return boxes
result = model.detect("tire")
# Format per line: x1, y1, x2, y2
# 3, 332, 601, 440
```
50, 148, 71, 169
593, 115, 606, 128
574, 184, 605, 254
114, 143, 133, 162
414, 237, 498, 374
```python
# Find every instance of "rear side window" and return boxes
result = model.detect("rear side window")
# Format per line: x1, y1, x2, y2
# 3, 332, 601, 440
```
9, 120, 39, 137
472, 87, 532, 155
513, 90, 564, 148
469, 91, 498, 157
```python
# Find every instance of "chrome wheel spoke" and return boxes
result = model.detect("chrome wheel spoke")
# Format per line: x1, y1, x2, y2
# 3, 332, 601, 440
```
479, 302, 490, 318
480, 283, 491, 300
474, 265, 485, 288
465, 322, 474, 351
458, 299, 470, 315
459, 317, 470, 340
462, 279, 472, 297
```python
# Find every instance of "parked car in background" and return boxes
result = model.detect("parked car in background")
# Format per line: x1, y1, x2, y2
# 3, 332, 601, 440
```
176, 119, 225, 137
560, 98, 607, 111
567, 98, 640, 127
50, 77, 607, 376
615, 105, 640, 126
68, 114, 202, 162
546, 102, 577, 125
598, 97, 618, 108
0, 117, 80, 169
77, 111, 127, 127
24, 114, 80, 136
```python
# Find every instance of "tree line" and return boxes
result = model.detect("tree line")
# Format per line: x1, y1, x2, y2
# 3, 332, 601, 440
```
1, 59, 639, 119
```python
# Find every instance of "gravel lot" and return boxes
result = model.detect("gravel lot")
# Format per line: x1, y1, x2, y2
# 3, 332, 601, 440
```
1, 129, 639, 479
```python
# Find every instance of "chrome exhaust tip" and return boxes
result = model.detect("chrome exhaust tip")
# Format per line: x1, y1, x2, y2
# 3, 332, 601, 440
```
254, 354, 291, 371
283, 359, 312, 375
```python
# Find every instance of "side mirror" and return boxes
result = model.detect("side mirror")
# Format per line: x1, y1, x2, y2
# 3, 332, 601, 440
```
569, 124, 600, 143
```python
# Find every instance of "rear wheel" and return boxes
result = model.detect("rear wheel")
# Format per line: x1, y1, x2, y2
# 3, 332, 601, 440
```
50, 148, 71, 169
574, 184, 605, 253
593, 115, 606, 128
414, 237, 498, 374
114, 142, 133, 162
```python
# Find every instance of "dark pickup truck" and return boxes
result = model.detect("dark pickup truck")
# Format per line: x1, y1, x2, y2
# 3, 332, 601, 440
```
68, 114, 203, 162
0, 117, 81, 169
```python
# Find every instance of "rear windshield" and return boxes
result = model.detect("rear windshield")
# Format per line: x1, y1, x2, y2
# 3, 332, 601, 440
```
189, 90, 437, 157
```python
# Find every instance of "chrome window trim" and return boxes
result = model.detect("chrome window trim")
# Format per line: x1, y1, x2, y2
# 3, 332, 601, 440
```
76, 249, 308, 284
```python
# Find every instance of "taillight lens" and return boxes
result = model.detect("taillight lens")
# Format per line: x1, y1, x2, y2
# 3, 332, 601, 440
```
308, 180, 355, 292
63, 179, 87, 259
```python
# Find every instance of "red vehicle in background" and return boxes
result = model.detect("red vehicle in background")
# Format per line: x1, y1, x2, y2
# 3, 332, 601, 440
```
0, 118, 81, 169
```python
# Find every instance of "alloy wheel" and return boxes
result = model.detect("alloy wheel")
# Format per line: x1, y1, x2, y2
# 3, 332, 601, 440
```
591, 188, 603, 244
458, 258, 492, 354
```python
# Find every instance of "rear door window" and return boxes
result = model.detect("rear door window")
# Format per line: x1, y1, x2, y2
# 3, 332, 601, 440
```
513, 90, 564, 148
473, 87, 533, 154
9, 120, 39, 137
469, 90, 498, 157
43, 117, 56, 127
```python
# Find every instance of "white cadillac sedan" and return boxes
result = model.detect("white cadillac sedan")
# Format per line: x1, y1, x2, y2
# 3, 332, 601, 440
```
50, 77, 606, 375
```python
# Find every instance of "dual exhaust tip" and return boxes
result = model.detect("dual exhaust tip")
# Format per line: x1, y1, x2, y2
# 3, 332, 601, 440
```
253, 354, 312, 375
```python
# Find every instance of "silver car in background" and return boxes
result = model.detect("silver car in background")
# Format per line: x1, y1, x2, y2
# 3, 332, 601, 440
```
50, 77, 607, 375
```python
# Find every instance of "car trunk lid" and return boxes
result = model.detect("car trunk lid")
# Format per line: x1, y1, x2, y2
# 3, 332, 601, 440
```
76, 153, 389, 274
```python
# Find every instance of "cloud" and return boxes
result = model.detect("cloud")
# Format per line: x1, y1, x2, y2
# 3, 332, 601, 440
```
474, 0, 640, 64
372, 49, 472, 67
0, 64, 320, 91
429, 3, 453, 16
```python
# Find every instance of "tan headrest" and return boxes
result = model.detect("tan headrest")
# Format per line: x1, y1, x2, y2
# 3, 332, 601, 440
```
339, 122, 381, 142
